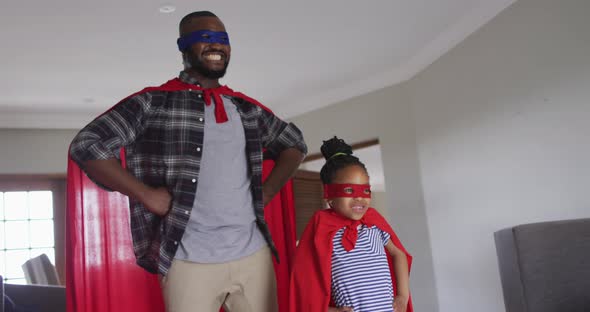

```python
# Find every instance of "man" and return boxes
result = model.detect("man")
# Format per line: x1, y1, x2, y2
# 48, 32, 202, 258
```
69, 11, 307, 312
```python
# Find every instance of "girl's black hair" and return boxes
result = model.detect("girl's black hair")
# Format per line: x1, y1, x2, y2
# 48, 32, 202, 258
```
319, 136, 368, 184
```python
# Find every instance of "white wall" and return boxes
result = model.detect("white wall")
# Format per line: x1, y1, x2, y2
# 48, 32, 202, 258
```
370, 191, 388, 219
408, 0, 590, 311
290, 83, 440, 312
0, 129, 77, 174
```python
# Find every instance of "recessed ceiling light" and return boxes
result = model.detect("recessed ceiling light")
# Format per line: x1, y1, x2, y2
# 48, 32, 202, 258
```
159, 5, 176, 14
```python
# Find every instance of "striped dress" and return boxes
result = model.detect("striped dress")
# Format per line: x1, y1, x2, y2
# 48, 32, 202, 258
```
331, 224, 394, 312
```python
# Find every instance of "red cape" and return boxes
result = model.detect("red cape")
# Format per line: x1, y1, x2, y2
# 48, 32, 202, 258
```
289, 208, 413, 312
109, 77, 274, 114
66, 78, 296, 312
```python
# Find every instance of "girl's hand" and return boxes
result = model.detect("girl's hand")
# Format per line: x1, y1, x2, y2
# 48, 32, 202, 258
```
393, 294, 409, 312
328, 306, 354, 312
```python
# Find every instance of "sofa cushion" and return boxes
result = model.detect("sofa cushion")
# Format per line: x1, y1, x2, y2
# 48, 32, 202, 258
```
4, 283, 65, 312
494, 218, 590, 312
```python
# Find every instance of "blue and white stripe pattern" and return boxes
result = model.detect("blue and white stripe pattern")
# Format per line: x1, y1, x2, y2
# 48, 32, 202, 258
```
331, 225, 394, 311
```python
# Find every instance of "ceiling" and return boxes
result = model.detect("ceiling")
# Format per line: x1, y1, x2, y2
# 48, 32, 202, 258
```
0, 0, 514, 129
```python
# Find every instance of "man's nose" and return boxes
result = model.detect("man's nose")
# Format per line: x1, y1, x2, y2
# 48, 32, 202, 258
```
208, 42, 225, 49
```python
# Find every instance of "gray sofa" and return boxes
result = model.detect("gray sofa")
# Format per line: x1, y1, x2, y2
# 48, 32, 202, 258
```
3, 283, 65, 312
494, 218, 590, 312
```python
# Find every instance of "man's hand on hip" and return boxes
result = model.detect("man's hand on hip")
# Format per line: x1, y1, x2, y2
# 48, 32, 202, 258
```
141, 187, 172, 216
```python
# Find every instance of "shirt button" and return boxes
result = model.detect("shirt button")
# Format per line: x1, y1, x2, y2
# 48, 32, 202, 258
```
197, 94, 202, 98
174, 241, 178, 245
188, 88, 192, 92
184, 210, 190, 215
196, 147, 201, 152
199, 117, 204, 122
191, 179, 196, 183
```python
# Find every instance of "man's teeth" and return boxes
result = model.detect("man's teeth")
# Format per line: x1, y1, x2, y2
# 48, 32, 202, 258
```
204, 54, 222, 61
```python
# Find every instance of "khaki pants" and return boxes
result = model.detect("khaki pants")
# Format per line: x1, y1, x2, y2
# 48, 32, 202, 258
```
162, 246, 278, 312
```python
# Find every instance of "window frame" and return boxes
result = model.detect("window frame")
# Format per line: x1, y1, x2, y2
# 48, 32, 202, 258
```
0, 174, 66, 285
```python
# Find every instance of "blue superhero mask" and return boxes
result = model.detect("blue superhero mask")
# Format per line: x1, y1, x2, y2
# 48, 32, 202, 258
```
177, 30, 230, 51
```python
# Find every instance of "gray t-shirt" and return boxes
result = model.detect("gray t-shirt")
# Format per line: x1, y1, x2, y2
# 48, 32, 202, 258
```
175, 95, 266, 263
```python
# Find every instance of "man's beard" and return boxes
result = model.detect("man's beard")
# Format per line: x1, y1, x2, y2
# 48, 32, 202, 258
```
185, 53, 229, 79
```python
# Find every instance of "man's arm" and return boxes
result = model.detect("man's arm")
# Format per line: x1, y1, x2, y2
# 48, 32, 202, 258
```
70, 92, 171, 216
83, 159, 172, 216
258, 107, 307, 205
262, 147, 305, 206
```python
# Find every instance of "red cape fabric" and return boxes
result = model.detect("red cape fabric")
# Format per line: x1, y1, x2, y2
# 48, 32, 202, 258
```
66, 79, 296, 312
289, 208, 413, 312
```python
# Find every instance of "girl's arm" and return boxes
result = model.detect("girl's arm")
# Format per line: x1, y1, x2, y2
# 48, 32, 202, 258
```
385, 239, 410, 312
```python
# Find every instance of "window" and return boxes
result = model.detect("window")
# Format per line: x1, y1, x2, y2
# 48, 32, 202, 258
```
0, 176, 65, 285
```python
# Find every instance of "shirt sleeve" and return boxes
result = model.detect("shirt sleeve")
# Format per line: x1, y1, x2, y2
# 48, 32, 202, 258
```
258, 107, 307, 159
380, 228, 392, 246
69, 92, 154, 189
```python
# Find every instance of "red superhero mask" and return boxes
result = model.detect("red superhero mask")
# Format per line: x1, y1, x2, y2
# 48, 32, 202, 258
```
323, 183, 372, 199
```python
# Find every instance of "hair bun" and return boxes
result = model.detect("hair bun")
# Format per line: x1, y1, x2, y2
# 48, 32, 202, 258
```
320, 136, 353, 161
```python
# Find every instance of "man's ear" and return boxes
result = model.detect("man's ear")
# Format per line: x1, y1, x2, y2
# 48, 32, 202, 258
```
182, 53, 190, 69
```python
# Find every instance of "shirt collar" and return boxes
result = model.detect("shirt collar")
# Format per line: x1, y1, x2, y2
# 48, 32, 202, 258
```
179, 71, 201, 86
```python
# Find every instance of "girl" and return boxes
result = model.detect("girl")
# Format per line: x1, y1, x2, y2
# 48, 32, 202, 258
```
289, 137, 413, 312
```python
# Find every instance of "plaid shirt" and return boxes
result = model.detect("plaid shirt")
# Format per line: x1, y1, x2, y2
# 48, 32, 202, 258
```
70, 72, 307, 275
